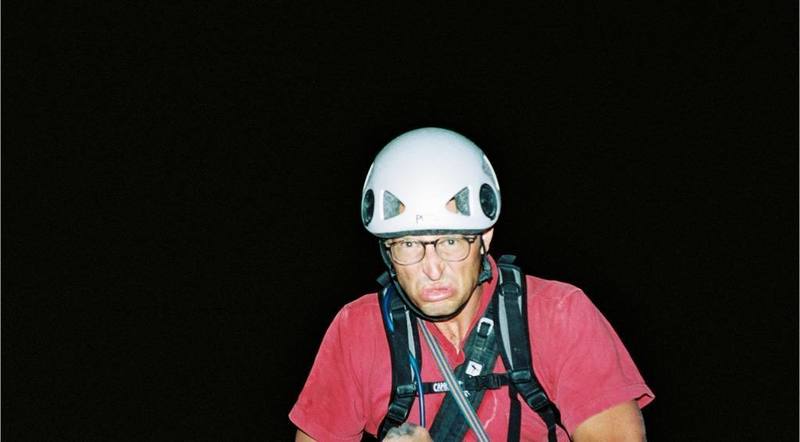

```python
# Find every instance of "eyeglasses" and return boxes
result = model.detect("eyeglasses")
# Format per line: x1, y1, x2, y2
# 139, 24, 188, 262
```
384, 235, 479, 265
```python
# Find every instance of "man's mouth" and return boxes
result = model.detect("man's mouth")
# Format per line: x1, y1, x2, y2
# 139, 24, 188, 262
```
420, 286, 453, 302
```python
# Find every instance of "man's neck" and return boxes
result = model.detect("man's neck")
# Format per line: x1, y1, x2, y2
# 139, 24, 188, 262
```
433, 284, 484, 353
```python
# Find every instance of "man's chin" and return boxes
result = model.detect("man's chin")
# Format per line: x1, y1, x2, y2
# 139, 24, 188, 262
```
417, 301, 462, 320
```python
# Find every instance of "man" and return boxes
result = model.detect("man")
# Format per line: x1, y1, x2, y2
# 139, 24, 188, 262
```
290, 128, 653, 441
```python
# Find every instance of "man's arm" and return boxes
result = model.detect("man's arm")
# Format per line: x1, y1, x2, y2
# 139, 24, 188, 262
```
295, 424, 434, 442
295, 404, 643, 442
295, 429, 315, 442
572, 400, 646, 441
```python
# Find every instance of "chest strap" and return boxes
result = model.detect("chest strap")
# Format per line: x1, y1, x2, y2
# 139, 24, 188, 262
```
495, 255, 568, 442
421, 372, 509, 394
377, 284, 423, 439
376, 256, 570, 441
427, 300, 499, 441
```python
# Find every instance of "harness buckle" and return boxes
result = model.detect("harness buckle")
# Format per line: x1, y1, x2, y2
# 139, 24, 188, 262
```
386, 402, 409, 422
509, 370, 551, 411
476, 317, 494, 337
462, 374, 506, 391
509, 369, 532, 383
396, 384, 416, 397
525, 389, 551, 411
500, 281, 521, 298
479, 374, 505, 390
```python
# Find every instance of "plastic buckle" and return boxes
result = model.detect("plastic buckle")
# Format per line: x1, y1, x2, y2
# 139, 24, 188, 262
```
525, 390, 550, 411
481, 374, 503, 390
476, 317, 494, 337
396, 384, 416, 397
386, 402, 409, 422
509, 369, 532, 384
500, 281, 520, 298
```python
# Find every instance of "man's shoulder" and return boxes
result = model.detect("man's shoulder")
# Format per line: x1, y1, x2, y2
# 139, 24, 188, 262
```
342, 291, 381, 311
333, 292, 383, 326
525, 274, 583, 298
523, 274, 591, 314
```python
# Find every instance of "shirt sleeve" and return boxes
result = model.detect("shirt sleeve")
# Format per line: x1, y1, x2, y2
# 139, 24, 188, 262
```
289, 305, 372, 441
534, 286, 654, 434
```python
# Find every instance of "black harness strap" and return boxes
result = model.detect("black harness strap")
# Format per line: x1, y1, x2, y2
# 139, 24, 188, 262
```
377, 284, 422, 440
495, 256, 568, 442
428, 300, 500, 441
421, 372, 509, 394
376, 256, 570, 441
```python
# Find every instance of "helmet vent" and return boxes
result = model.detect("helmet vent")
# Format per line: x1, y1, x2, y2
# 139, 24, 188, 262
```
362, 189, 375, 225
446, 187, 471, 216
383, 191, 405, 220
479, 183, 497, 219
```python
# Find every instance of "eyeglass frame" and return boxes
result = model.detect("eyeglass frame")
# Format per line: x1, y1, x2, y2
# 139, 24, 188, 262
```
383, 235, 480, 265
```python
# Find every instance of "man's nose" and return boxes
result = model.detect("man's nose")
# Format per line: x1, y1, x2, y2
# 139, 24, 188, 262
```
421, 243, 444, 280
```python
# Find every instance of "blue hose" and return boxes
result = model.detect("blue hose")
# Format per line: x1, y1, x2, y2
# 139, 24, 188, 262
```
382, 286, 395, 333
383, 285, 426, 428
408, 353, 426, 428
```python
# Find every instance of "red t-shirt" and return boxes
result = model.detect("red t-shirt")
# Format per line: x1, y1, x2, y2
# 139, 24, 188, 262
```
290, 256, 654, 441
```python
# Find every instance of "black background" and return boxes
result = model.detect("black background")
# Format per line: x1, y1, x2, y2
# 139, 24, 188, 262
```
3, 3, 797, 441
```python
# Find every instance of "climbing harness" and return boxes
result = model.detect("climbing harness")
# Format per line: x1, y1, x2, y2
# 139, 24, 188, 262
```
376, 256, 570, 442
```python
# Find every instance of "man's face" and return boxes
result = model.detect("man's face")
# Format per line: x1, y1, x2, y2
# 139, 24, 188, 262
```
390, 229, 494, 318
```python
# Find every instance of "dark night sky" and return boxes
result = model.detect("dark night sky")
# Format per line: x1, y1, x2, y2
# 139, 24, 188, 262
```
4, 3, 797, 441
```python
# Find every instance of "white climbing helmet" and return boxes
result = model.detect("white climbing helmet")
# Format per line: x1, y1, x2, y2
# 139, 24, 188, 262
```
361, 127, 501, 238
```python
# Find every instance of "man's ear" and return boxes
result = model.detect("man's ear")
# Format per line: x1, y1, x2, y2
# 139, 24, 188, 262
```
480, 228, 494, 254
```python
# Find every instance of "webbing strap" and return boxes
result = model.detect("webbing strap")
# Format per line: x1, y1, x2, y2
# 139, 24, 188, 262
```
495, 260, 567, 442
508, 385, 522, 441
419, 320, 491, 442
377, 257, 570, 440
377, 286, 422, 440
421, 373, 509, 394
428, 301, 499, 441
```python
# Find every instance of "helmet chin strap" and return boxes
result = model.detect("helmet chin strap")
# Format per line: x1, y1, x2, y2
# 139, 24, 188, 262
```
377, 239, 492, 323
